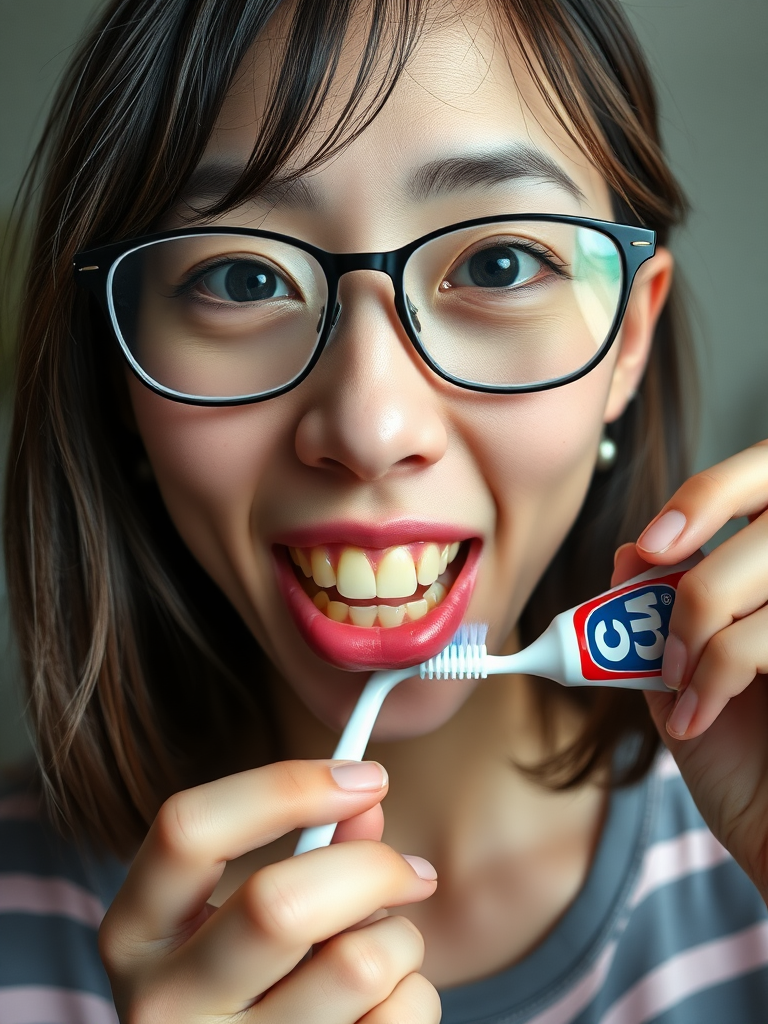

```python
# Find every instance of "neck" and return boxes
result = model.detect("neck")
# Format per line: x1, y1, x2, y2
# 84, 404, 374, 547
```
271, 668, 607, 986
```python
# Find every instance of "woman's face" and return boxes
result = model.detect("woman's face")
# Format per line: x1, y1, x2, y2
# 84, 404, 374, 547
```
127, 7, 666, 739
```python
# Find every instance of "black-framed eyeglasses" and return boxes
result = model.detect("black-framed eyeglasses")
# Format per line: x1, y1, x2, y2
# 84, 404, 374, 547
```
73, 215, 655, 406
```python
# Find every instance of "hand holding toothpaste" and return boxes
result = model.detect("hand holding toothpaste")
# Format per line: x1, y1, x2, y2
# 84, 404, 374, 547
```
614, 440, 768, 903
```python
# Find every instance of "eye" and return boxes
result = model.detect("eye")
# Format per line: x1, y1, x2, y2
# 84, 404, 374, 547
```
197, 259, 294, 302
443, 244, 549, 291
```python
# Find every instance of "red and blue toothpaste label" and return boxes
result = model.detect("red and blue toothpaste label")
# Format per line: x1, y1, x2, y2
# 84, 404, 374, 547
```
572, 572, 686, 681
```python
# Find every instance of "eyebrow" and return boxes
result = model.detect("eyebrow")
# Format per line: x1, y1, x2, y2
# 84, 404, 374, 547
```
407, 146, 586, 204
179, 144, 585, 210
179, 162, 320, 209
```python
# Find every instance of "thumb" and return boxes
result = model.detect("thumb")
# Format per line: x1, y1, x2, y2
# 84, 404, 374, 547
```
331, 802, 385, 844
611, 542, 654, 587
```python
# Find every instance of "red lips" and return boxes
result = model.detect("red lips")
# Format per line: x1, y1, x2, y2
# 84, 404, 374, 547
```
272, 538, 482, 670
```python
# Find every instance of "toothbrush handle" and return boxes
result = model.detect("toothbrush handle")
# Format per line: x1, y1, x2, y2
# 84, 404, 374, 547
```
293, 668, 411, 856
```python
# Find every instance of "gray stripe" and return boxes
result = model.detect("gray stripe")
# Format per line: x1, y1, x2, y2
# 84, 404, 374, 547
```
648, 968, 768, 1024
0, 821, 128, 906
0, 915, 112, 998
572, 864, 768, 1017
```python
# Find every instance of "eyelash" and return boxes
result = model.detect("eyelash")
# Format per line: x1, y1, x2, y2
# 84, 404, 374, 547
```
172, 256, 234, 299
455, 238, 571, 280
168, 237, 571, 308
171, 256, 295, 304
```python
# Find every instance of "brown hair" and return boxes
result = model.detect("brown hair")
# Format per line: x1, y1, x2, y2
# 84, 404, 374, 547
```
4, 0, 694, 857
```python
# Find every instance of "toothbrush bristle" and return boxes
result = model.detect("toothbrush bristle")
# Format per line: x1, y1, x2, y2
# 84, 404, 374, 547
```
451, 622, 488, 649
419, 622, 489, 680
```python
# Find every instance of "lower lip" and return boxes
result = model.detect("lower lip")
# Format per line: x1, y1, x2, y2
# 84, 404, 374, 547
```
272, 539, 482, 670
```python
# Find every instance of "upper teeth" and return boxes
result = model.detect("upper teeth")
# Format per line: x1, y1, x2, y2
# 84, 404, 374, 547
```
289, 541, 461, 599
375, 546, 417, 598
337, 548, 377, 599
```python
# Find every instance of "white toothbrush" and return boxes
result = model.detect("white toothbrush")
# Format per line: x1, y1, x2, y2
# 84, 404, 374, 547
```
295, 559, 693, 855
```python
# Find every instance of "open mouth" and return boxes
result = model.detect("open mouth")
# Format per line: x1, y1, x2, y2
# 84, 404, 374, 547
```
288, 541, 464, 627
272, 535, 481, 670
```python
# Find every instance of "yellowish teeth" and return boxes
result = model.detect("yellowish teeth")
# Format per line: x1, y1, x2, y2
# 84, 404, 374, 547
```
327, 600, 349, 623
349, 605, 378, 627
377, 604, 406, 628
312, 582, 450, 628
405, 598, 429, 622
297, 540, 464, 627
337, 547, 377, 599
311, 547, 336, 589
423, 580, 447, 610
416, 543, 440, 586
438, 545, 449, 575
376, 546, 418, 598
295, 548, 313, 578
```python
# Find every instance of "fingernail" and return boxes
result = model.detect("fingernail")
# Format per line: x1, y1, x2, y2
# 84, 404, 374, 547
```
638, 510, 687, 553
331, 761, 388, 792
662, 634, 687, 690
402, 854, 438, 881
667, 686, 698, 737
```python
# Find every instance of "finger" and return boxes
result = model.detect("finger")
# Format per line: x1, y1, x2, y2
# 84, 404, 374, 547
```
103, 759, 388, 956
333, 803, 385, 844
165, 840, 437, 1012
339, 908, 390, 934
659, 514, 768, 690
636, 441, 768, 562
330, 805, 388, 939
664, 606, 768, 739
249, 915, 426, 1024
611, 543, 653, 587
358, 971, 442, 1024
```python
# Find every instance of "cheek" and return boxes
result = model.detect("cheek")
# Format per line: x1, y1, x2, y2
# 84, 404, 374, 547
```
476, 369, 609, 504
127, 377, 290, 596
460, 364, 612, 631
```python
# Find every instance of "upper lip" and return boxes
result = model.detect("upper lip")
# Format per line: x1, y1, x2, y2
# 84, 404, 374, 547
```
272, 519, 479, 549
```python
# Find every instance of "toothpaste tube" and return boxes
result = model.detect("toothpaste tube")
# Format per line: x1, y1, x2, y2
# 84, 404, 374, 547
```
498, 555, 701, 690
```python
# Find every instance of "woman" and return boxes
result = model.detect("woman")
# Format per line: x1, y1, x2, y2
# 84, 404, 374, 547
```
2, 0, 768, 1021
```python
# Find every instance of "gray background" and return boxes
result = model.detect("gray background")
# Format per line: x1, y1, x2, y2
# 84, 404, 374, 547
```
1, 0, 767, 768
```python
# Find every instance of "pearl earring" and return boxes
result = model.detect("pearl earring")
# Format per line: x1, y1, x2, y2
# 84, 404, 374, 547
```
596, 431, 617, 472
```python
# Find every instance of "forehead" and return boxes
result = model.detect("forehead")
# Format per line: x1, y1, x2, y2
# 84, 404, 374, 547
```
190, 2, 612, 234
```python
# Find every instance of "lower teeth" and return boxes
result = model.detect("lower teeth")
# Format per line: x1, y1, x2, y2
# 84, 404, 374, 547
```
313, 580, 447, 627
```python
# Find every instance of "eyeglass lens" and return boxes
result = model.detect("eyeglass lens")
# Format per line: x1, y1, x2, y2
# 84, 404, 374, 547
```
110, 222, 623, 401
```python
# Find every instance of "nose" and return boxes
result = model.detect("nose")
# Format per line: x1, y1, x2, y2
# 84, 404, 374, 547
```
294, 271, 448, 481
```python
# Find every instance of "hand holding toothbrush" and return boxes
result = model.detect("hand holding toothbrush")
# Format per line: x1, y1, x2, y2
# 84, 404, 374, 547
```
99, 760, 439, 1023
614, 440, 768, 903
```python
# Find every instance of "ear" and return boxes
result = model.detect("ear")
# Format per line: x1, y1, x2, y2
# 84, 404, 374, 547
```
603, 247, 674, 423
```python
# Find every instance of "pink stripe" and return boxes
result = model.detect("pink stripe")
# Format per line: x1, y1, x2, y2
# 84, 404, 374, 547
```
598, 921, 768, 1024
0, 986, 118, 1024
629, 828, 731, 909
0, 794, 39, 820
524, 942, 618, 1024
0, 875, 105, 928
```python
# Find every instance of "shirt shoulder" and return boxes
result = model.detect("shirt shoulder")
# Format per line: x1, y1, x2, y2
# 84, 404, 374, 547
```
440, 752, 768, 1024
0, 772, 125, 1023
574, 752, 768, 1024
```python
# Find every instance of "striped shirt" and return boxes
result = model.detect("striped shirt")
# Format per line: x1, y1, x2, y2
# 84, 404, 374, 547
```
1, 752, 767, 1024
